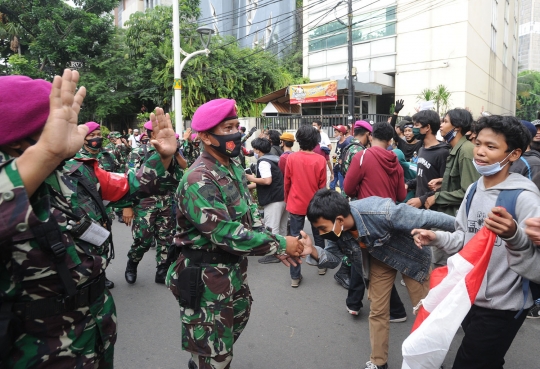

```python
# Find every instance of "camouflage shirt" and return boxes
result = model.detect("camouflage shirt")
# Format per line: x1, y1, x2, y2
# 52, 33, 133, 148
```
175, 150, 286, 256
0, 150, 174, 303
128, 144, 183, 206
341, 138, 366, 176
76, 146, 120, 173
183, 140, 201, 168
104, 142, 131, 171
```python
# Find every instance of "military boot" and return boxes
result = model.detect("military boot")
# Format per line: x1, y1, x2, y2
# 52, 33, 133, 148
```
155, 263, 168, 284
125, 259, 139, 284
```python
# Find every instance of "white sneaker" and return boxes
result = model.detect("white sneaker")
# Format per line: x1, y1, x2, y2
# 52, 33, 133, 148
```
318, 268, 327, 275
364, 361, 388, 369
291, 276, 302, 288
347, 307, 359, 315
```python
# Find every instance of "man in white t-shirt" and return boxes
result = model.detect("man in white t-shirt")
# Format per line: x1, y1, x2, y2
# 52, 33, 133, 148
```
312, 120, 332, 151
129, 128, 141, 149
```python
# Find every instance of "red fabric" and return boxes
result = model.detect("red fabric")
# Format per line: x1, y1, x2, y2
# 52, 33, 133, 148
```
278, 151, 292, 173
284, 151, 327, 215
343, 146, 406, 202
313, 144, 330, 161
73, 158, 129, 202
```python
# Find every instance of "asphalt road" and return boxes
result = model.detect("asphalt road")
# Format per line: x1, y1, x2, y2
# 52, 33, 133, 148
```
106, 221, 540, 369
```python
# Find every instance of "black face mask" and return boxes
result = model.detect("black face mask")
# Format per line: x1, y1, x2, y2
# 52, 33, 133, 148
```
319, 221, 343, 242
86, 137, 103, 149
209, 132, 242, 157
140, 139, 150, 145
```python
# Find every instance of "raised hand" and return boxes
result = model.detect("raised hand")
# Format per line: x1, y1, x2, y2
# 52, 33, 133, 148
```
394, 99, 405, 114
150, 108, 177, 164
38, 69, 88, 160
183, 127, 192, 141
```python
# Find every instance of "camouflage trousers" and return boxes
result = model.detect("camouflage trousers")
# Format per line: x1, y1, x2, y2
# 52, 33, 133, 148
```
4, 288, 117, 369
127, 197, 174, 265
166, 255, 252, 369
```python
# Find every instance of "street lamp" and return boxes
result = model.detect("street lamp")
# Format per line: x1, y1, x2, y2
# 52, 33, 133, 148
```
172, 0, 215, 134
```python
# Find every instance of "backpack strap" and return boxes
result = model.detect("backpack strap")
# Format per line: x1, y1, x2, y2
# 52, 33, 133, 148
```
359, 149, 368, 168
465, 181, 479, 217
519, 157, 532, 180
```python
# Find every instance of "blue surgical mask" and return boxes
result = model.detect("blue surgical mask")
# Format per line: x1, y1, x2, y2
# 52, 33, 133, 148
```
254, 152, 259, 159
443, 129, 457, 143
472, 151, 514, 176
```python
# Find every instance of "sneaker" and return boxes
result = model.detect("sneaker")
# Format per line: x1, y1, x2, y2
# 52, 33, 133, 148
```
258, 254, 280, 264
334, 264, 351, 289
364, 361, 388, 369
188, 358, 197, 369
347, 306, 360, 316
400, 279, 405, 286
318, 267, 327, 275
389, 315, 407, 323
291, 276, 303, 288
527, 304, 540, 319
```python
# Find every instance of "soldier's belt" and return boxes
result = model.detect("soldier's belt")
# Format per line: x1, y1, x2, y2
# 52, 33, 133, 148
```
12, 273, 106, 321
182, 248, 241, 265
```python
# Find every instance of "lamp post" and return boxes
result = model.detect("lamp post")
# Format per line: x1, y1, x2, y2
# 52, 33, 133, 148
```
172, 0, 214, 134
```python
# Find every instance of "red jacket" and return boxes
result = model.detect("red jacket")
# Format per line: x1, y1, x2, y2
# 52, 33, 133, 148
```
284, 151, 327, 215
343, 146, 406, 202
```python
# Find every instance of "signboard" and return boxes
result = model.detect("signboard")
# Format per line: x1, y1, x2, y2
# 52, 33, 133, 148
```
67, 61, 84, 69
289, 80, 338, 104
173, 79, 182, 90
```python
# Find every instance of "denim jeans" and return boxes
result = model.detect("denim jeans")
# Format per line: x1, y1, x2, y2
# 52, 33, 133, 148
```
289, 213, 325, 279
329, 171, 344, 191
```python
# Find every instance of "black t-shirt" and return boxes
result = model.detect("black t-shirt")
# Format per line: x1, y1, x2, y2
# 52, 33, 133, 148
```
414, 142, 450, 204
396, 139, 423, 162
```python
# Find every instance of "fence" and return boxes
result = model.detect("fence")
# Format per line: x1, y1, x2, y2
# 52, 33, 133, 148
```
255, 114, 393, 137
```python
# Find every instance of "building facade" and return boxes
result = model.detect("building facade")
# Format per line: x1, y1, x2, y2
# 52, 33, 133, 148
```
198, 0, 296, 55
518, 0, 540, 72
114, 0, 172, 27
302, 0, 519, 117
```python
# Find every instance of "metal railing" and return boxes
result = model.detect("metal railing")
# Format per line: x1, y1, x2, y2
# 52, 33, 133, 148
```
255, 114, 392, 136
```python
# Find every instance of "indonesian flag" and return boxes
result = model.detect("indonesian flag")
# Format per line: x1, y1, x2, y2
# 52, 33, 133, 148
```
401, 227, 496, 369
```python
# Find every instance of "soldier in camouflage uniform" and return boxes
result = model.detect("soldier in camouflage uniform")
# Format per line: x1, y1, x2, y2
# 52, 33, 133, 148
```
75, 122, 120, 172
105, 131, 131, 171
334, 120, 373, 290
125, 121, 186, 284
182, 129, 202, 168
165, 98, 304, 369
0, 71, 179, 369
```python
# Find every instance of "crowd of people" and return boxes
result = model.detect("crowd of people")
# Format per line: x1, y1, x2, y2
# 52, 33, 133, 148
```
3, 69, 540, 369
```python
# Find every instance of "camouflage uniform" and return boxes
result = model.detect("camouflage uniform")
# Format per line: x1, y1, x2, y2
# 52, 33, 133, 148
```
104, 132, 131, 172
341, 138, 366, 176
0, 150, 174, 368
166, 150, 286, 369
183, 140, 201, 168
76, 145, 120, 173
126, 144, 182, 266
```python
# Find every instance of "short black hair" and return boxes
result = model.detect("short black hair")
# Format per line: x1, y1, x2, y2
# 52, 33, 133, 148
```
251, 137, 272, 154
296, 125, 319, 151
307, 189, 351, 223
354, 127, 370, 136
473, 115, 529, 153
412, 110, 441, 135
240, 127, 246, 132
445, 108, 473, 133
268, 130, 281, 146
372, 122, 394, 142
282, 140, 294, 148
312, 120, 322, 127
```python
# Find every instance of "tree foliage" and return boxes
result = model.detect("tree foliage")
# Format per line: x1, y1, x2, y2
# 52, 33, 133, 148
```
516, 70, 540, 121
0, 0, 118, 77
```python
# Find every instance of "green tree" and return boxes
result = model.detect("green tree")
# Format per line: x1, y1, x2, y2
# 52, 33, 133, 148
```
0, 0, 118, 77
516, 70, 540, 121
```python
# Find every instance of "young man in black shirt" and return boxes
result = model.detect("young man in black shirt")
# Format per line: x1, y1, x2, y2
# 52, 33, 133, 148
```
391, 100, 423, 161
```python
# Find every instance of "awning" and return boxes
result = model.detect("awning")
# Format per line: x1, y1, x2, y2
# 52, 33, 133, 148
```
261, 102, 301, 115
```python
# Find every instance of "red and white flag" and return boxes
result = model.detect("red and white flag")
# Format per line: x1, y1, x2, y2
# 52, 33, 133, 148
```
401, 227, 496, 369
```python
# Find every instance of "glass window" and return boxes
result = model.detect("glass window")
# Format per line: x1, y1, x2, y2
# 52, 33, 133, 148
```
327, 32, 347, 48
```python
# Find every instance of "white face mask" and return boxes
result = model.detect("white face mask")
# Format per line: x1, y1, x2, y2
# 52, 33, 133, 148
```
472, 150, 514, 176
254, 152, 259, 159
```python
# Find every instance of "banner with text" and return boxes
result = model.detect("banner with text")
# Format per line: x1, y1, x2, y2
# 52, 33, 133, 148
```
289, 80, 338, 104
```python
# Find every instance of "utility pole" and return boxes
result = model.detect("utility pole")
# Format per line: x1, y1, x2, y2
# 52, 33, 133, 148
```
347, 0, 354, 124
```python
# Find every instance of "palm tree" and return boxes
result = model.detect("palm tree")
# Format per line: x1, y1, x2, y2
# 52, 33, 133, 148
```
417, 88, 435, 103
434, 84, 451, 115
0, 12, 22, 55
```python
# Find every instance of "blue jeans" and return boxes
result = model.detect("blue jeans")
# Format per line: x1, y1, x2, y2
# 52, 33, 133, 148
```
329, 171, 344, 191
289, 213, 325, 279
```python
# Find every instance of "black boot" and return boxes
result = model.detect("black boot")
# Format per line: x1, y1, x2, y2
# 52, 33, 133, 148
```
334, 263, 351, 289
105, 277, 115, 289
125, 259, 139, 284
155, 263, 168, 284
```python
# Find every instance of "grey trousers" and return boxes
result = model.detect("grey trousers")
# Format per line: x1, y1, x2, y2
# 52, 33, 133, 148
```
263, 201, 288, 236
